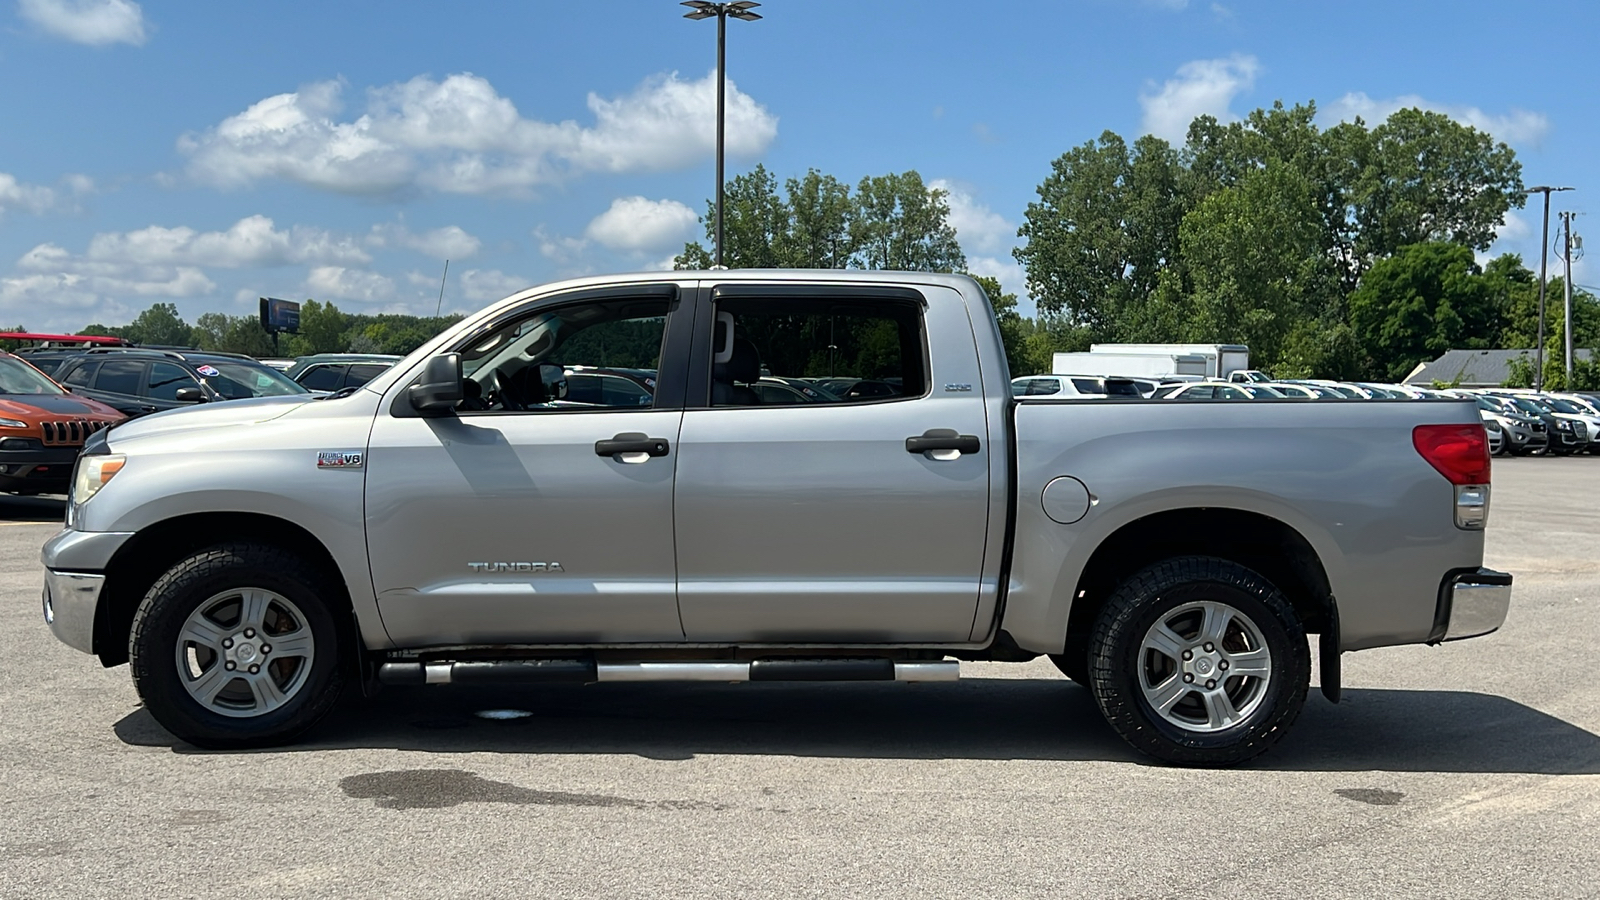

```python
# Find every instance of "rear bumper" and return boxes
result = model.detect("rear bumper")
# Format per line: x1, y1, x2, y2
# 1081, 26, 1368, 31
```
43, 568, 104, 655
1430, 568, 1513, 643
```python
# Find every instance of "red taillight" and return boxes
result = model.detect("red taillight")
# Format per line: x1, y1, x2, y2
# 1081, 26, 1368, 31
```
1413, 424, 1491, 485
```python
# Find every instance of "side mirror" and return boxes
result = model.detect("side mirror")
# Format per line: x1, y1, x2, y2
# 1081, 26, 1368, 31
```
409, 353, 463, 412
174, 387, 204, 403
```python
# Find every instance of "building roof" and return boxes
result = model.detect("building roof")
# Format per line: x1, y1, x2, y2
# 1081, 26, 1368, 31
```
1404, 348, 1595, 387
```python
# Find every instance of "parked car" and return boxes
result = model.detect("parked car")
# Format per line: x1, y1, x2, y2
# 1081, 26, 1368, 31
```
1011, 374, 1146, 399
1259, 382, 1343, 400
1535, 396, 1600, 452
284, 354, 401, 393
812, 378, 902, 400
53, 349, 309, 418
1482, 417, 1505, 455
1154, 382, 1286, 400
1474, 396, 1549, 455
561, 367, 656, 407
1499, 395, 1587, 454
753, 376, 842, 404
0, 350, 125, 494
43, 270, 1511, 767
1227, 369, 1272, 383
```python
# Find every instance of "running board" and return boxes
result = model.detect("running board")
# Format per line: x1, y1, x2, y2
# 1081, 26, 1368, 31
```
377, 658, 959, 686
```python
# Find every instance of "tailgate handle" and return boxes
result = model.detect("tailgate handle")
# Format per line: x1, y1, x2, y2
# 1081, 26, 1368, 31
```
595, 433, 671, 458
905, 429, 980, 455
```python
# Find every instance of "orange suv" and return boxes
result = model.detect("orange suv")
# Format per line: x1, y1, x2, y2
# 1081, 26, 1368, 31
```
0, 350, 125, 495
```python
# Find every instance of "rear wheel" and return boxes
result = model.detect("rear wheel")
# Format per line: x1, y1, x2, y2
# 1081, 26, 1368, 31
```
129, 543, 344, 749
1088, 556, 1309, 766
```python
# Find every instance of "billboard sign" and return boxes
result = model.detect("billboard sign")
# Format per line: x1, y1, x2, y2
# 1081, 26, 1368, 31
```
259, 297, 301, 334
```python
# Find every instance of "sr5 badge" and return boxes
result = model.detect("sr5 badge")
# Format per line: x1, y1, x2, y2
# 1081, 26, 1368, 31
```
317, 450, 364, 469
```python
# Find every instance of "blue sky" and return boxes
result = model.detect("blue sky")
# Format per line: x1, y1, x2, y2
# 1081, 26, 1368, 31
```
0, 0, 1593, 330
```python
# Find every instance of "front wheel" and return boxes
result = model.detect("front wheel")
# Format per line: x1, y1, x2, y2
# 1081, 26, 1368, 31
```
1088, 556, 1309, 766
129, 543, 345, 749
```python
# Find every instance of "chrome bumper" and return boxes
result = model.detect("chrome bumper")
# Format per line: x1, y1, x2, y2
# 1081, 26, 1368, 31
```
43, 569, 105, 655
1438, 568, 1513, 642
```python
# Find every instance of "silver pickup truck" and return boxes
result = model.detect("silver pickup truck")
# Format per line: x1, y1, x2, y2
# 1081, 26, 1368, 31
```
42, 271, 1512, 765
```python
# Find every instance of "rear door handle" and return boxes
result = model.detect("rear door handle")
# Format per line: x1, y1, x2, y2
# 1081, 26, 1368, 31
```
595, 433, 670, 462
906, 429, 980, 456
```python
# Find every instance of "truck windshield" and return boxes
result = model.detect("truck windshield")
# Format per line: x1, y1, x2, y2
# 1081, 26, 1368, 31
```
0, 357, 67, 394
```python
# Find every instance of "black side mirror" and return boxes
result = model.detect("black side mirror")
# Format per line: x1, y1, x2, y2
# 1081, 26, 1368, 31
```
175, 387, 204, 403
409, 353, 463, 413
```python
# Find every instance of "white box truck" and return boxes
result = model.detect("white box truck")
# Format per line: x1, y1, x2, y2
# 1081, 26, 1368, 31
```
1052, 351, 1211, 379
1086, 343, 1250, 378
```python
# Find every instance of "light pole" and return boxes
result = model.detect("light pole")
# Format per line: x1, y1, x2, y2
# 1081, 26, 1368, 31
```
682, 0, 762, 269
1523, 185, 1574, 390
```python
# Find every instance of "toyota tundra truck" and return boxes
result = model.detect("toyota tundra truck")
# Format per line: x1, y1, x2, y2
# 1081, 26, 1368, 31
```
41, 271, 1512, 765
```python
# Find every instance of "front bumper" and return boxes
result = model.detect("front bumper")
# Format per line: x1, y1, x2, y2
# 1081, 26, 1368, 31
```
1430, 568, 1513, 643
43, 568, 105, 655
0, 444, 80, 493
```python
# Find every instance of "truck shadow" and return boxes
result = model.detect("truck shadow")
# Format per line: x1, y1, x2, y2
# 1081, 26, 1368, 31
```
114, 680, 1600, 775
0, 494, 65, 522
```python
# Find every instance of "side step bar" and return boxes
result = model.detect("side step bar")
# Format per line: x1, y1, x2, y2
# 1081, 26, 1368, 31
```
377, 659, 959, 686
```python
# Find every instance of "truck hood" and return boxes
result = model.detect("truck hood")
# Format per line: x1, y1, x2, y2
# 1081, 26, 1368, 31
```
106, 395, 314, 446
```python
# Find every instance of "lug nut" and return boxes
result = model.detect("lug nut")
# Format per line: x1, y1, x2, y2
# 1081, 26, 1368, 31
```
243, 628, 256, 639
222, 638, 233, 649
248, 665, 260, 674
1183, 673, 1194, 683
1205, 679, 1216, 689
260, 645, 271, 654
1219, 660, 1229, 671
225, 661, 236, 671
1203, 642, 1214, 652
1182, 650, 1193, 661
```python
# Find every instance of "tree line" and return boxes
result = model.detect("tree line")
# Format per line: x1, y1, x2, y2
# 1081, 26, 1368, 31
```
40, 102, 1597, 388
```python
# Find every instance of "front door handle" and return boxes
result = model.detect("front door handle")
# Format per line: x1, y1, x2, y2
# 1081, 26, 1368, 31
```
906, 429, 980, 457
595, 433, 670, 462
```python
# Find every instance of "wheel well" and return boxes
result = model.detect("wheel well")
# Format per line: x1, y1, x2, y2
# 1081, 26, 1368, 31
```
1062, 508, 1334, 663
94, 512, 354, 668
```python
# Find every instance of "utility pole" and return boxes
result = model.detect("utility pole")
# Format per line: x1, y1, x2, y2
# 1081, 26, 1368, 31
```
1560, 211, 1575, 384
1523, 186, 1574, 390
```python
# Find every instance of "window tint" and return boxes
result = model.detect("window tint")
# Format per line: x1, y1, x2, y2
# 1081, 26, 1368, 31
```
27, 358, 65, 377
1178, 385, 1214, 400
1028, 378, 1061, 396
345, 364, 389, 387
298, 364, 346, 392
95, 360, 144, 396
709, 297, 925, 407
455, 299, 668, 413
63, 362, 97, 387
146, 362, 199, 401
1104, 379, 1142, 397
1070, 378, 1105, 394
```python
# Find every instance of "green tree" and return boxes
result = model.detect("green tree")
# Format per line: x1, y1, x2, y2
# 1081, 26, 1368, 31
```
125, 302, 192, 346
783, 169, 855, 268
1348, 242, 1501, 381
850, 171, 965, 272
189, 312, 231, 350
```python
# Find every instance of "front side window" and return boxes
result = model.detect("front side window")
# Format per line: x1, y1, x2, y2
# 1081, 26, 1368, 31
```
298, 364, 346, 392
707, 297, 926, 407
63, 361, 98, 387
455, 299, 668, 413
146, 362, 200, 401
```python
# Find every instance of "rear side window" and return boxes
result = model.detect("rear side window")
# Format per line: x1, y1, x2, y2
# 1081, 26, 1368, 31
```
1028, 378, 1061, 396
1104, 379, 1141, 397
95, 360, 144, 395
298, 364, 346, 392
63, 362, 97, 387
146, 362, 199, 401
28, 358, 65, 377
708, 296, 927, 407
1070, 378, 1104, 394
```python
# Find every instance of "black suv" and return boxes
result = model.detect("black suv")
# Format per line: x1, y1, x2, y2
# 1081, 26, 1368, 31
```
52, 349, 309, 417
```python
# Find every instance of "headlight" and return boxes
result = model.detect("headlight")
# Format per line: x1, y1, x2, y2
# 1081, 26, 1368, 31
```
71, 454, 124, 506
0, 418, 28, 429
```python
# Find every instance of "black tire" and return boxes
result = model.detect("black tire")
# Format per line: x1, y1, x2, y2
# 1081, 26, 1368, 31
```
1088, 556, 1309, 767
129, 543, 345, 749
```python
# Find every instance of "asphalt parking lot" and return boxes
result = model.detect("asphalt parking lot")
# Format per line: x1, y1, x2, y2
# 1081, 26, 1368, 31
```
3, 458, 1598, 899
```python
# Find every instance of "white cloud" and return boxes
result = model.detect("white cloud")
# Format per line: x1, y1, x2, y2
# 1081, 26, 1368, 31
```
1322, 92, 1550, 146
1139, 54, 1259, 144
0, 172, 58, 216
932, 180, 1015, 257
534, 225, 589, 266
180, 70, 778, 197
367, 223, 481, 259
459, 269, 529, 303
584, 196, 698, 253
305, 266, 394, 302
18, 0, 146, 46
64, 215, 371, 269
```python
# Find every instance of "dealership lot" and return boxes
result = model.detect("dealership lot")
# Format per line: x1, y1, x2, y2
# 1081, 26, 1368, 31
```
3, 458, 1598, 899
